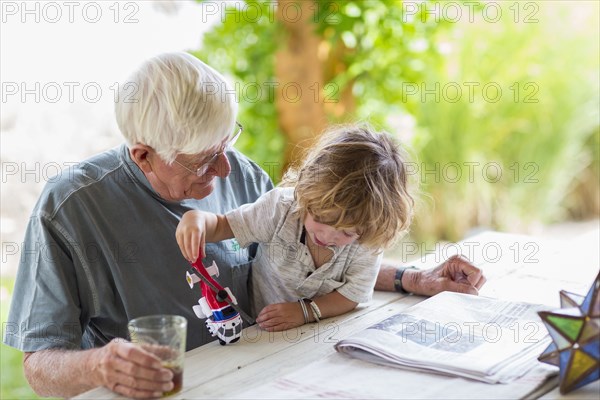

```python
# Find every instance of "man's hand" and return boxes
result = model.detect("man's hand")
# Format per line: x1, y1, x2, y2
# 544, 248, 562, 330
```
255, 302, 305, 332
23, 339, 175, 398
403, 255, 486, 296
90, 339, 174, 398
376, 255, 486, 296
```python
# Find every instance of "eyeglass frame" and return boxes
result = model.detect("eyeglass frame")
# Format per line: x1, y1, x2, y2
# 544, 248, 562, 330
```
173, 122, 243, 176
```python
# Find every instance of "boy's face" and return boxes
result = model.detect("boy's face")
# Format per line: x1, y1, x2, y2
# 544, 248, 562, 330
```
304, 213, 360, 248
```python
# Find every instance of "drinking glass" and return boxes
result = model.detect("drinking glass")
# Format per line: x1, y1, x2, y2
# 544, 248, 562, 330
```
128, 315, 187, 397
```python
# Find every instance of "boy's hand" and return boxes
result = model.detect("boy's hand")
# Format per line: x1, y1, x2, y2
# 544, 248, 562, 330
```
176, 211, 206, 262
256, 302, 306, 332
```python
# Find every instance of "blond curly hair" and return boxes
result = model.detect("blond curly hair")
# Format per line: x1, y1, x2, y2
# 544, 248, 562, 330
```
282, 123, 414, 251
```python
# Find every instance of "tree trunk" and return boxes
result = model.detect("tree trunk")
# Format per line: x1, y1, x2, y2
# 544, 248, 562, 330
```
275, 0, 327, 172
275, 0, 356, 173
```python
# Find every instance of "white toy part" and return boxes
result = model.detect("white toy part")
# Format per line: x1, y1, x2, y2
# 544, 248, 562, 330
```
205, 319, 218, 337
186, 271, 200, 288
224, 287, 238, 305
198, 297, 212, 319
205, 261, 219, 277
192, 297, 212, 319
192, 304, 206, 319
205, 315, 243, 345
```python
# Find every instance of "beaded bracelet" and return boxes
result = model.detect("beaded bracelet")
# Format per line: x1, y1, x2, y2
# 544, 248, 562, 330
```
298, 298, 309, 323
308, 300, 322, 322
394, 266, 417, 294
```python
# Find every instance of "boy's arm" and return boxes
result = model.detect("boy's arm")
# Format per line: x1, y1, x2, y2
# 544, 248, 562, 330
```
255, 291, 358, 332
202, 213, 234, 242
311, 291, 358, 320
176, 211, 234, 261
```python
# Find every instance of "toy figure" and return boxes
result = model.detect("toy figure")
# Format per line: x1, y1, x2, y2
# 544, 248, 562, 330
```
186, 257, 252, 345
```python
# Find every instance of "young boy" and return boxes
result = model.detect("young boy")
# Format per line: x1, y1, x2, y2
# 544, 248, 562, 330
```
177, 124, 414, 331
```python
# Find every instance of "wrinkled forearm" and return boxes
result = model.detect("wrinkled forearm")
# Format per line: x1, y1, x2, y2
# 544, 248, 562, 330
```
24, 348, 101, 398
375, 262, 419, 294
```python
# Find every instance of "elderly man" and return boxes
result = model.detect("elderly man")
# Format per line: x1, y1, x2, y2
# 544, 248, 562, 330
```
4, 52, 484, 398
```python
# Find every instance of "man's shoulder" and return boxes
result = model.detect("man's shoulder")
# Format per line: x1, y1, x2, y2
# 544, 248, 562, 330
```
226, 149, 272, 182
215, 149, 274, 206
34, 146, 126, 218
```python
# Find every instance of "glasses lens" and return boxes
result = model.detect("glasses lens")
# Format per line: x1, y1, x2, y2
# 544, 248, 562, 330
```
228, 123, 242, 149
195, 153, 221, 176
195, 164, 208, 176
179, 123, 242, 176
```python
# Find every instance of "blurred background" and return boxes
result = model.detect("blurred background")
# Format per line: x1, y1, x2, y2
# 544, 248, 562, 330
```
1, 1, 598, 398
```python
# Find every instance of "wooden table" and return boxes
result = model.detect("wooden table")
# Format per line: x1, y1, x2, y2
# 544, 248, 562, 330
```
77, 230, 599, 399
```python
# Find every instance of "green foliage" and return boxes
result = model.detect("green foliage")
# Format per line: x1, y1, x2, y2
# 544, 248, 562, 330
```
192, 0, 453, 180
407, 3, 600, 240
191, 0, 284, 181
313, 0, 461, 119
193, 0, 599, 241
1, 278, 41, 400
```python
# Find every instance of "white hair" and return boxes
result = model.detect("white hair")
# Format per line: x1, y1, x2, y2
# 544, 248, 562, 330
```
115, 52, 238, 164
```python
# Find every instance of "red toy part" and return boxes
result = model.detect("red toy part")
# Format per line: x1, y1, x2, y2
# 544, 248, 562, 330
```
188, 253, 244, 345
191, 256, 230, 310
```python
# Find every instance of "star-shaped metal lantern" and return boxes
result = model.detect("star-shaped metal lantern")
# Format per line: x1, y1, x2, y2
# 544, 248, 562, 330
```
538, 272, 600, 394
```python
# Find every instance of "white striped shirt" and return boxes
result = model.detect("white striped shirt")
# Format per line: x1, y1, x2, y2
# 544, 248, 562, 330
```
226, 187, 381, 316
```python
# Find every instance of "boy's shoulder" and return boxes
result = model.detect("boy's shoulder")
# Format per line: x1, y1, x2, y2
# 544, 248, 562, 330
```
255, 187, 298, 227
261, 186, 295, 204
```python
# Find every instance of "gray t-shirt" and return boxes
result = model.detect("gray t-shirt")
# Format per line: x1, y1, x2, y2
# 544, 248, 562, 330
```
226, 187, 381, 316
3, 144, 273, 351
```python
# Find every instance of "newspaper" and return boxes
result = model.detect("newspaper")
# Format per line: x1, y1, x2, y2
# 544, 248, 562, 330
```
335, 292, 553, 384
235, 353, 558, 399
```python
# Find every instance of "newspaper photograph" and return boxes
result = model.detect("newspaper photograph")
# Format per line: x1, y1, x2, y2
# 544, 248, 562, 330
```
335, 292, 554, 383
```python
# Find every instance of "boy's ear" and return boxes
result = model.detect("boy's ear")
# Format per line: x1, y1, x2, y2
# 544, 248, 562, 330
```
129, 144, 154, 174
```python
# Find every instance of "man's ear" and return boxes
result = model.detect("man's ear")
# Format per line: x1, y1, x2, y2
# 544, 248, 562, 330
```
129, 144, 154, 174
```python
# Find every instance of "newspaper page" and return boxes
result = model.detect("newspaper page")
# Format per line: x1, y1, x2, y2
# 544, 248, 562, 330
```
335, 292, 553, 383
235, 352, 558, 400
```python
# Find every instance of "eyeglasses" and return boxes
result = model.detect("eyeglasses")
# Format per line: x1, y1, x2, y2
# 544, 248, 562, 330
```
173, 122, 243, 176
